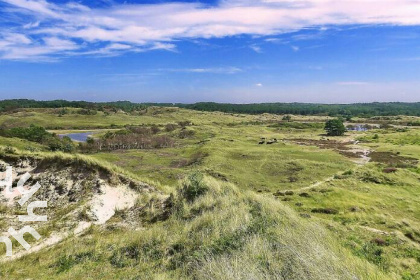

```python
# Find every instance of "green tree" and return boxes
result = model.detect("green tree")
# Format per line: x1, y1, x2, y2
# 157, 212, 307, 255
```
325, 119, 346, 136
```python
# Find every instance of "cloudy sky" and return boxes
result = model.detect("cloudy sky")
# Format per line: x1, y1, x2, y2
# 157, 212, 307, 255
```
1, 0, 420, 103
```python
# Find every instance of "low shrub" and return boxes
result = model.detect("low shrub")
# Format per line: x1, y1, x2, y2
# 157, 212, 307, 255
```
311, 208, 339, 214
383, 167, 398, 174
179, 172, 208, 202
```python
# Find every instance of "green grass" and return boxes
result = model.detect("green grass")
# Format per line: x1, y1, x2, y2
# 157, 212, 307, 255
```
0, 107, 255, 129
0, 174, 388, 280
89, 123, 353, 190
287, 164, 420, 279
0, 107, 419, 279
0, 136, 45, 152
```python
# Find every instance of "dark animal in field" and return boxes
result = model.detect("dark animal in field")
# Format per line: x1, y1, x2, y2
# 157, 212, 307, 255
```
258, 140, 265, 145
266, 138, 278, 144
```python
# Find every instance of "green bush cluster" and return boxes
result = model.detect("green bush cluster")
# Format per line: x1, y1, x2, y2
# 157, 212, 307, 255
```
178, 171, 208, 202
325, 119, 346, 136
0, 124, 76, 152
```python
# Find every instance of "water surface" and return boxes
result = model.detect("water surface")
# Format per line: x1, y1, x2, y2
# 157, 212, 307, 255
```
347, 125, 371, 132
59, 132, 93, 142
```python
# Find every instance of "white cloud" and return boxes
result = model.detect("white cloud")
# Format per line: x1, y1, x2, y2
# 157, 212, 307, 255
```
2, 0, 420, 60
291, 45, 300, 52
250, 45, 263, 53
0, 35, 78, 61
255, 83, 263, 87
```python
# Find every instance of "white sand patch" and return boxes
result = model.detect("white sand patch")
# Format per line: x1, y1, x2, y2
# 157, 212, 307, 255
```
89, 185, 137, 224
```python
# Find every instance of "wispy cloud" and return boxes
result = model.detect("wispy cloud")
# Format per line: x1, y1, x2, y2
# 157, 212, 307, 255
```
2, 0, 420, 60
23, 20, 40, 29
250, 45, 263, 53
264, 38, 282, 43
164, 67, 243, 74
291, 45, 300, 52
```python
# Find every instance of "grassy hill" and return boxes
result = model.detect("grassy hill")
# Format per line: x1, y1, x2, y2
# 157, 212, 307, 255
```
0, 106, 419, 279
0, 152, 386, 279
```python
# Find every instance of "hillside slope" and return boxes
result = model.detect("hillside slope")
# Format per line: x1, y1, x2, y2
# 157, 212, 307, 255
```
0, 154, 388, 279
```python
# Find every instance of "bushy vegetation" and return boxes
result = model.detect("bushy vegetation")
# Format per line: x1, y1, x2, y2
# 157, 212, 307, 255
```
1, 124, 50, 142
325, 119, 346, 136
0, 125, 76, 152
80, 125, 176, 153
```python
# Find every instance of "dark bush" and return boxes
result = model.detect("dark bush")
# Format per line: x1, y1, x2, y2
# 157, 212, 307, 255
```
299, 192, 311, 198
165, 123, 177, 132
179, 129, 195, 139
383, 167, 398, 174
179, 172, 208, 202
77, 109, 97, 115
371, 238, 387, 246
178, 121, 192, 127
311, 208, 339, 214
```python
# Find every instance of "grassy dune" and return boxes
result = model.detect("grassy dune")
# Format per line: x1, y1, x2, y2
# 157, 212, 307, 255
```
0, 107, 419, 279
0, 166, 387, 279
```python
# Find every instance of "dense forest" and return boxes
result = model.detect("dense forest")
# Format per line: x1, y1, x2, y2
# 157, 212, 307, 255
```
182, 102, 420, 117
1, 99, 420, 117
0, 99, 172, 113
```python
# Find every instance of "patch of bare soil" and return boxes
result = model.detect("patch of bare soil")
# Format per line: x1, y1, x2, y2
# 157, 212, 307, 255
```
369, 152, 418, 168
289, 138, 361, 158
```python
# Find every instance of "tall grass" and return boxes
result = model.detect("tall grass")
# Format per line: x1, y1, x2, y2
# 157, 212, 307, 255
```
0, 172, 389, 279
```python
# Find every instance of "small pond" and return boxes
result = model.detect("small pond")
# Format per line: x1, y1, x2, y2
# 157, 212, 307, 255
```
59, 132, 93, 142
347, 125, 373, 132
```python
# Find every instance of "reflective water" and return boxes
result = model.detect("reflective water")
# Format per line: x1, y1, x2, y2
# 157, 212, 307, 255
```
347, 125, 371, 132
59, 132, 93, 142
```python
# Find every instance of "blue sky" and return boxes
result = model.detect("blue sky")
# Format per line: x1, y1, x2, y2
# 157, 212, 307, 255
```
1, 0, 420, 103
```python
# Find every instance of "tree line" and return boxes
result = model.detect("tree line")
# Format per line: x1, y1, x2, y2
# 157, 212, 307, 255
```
2, 99, 420, 117
0, 99, 169, 113
182, 102, 420, 117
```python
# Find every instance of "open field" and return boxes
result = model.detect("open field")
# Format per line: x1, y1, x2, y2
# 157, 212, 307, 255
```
0, 106, 419, 279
